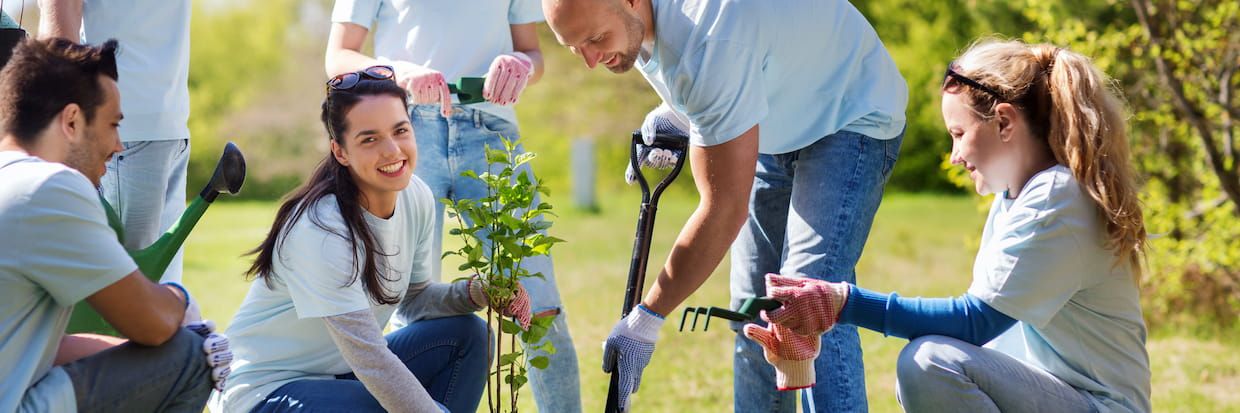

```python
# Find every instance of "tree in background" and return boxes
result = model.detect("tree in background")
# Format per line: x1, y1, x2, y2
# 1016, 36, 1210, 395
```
1014, 0, 1238, 329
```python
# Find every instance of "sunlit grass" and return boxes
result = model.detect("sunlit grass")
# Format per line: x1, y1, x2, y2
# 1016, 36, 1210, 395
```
184, 192, 1238, 412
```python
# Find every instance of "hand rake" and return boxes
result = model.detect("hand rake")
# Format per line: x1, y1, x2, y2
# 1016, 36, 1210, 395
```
678, 296, 782, 332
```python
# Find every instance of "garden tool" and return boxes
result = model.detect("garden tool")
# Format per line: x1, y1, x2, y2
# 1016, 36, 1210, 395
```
679, 296, 782, 332
67, 142, 247, 335
449, 76, 486, 104
604, 131, 689, 413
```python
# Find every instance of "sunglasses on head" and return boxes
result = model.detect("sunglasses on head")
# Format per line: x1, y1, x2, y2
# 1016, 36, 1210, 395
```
326, 65, 395, 91
942, 62, 1005, 102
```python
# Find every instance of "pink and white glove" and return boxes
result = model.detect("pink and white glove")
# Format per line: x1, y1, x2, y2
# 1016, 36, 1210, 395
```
468, 277, 532, 330
389, 60, 452, 117
743, 321, 820, 391
483, 52, 534, 105
763, 273, 850, 336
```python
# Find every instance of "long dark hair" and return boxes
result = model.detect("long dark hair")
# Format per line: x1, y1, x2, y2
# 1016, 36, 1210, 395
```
245, 77, 410, 304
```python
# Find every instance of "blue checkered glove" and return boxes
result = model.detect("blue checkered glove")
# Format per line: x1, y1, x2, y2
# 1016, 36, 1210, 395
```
625, 103, 688, 184
602, 304, 664, 411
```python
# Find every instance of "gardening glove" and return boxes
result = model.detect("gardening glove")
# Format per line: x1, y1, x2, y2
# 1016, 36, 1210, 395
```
468, 276, 532, 330
763, 273, 850, 337
483, 51, 534, 105
602, 304, 664, 411
185, 320, 233, 391
625, 102, 688, 184
743, 320, 820, 391
388, 60, 453, 118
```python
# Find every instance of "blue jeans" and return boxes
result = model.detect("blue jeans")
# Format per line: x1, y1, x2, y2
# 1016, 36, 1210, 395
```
100, 139, 189, 283
732, 130, 902, 413
251, 315, 488, 413
896, 336, 1097, 413
409, 104, 582, 413
62, 328, 213, 412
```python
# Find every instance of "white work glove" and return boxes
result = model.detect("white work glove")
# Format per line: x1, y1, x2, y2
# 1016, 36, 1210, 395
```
625, 103, 689, 184
166, 283, 232, 392
602, 304, 664, 411
483, 51, 534, 105
185, 320, 232, 392
388, 60, 453, 118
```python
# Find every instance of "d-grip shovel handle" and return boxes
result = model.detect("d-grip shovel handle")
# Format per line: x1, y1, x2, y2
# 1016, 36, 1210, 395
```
605, 131, 690, 413
628, 131, 690, 206
448, 77, 486, 104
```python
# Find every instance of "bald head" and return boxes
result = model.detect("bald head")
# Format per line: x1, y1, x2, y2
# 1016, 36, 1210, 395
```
543, 0, 651, 73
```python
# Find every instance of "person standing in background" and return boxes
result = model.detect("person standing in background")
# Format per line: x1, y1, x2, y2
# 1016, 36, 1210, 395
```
325, 2, 583, 411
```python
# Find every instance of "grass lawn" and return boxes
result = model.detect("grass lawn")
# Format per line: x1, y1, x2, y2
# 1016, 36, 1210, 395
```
183, 191, 1239, 412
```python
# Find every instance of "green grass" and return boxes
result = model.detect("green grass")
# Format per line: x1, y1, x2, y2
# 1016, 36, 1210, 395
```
183, 192, 1239, 412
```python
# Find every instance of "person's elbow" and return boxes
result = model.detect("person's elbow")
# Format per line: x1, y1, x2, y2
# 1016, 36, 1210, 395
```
124, 312, 182, 346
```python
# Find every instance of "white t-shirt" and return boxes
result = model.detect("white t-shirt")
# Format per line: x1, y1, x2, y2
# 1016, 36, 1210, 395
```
0, 151, 137, 413
212, 177, 437, 413
81, 0, 191, 141
970, 165, 1151, 413
331, 0, 544, 126
638, 0, 908, 154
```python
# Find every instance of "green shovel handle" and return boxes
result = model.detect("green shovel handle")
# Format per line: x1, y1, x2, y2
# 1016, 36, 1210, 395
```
448, 77, 486, 104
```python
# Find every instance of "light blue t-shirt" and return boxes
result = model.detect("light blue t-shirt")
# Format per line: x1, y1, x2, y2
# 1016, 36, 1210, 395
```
212, 177, 438, 413
1, 10, 17, 29
969, 165, 1151, 413
331, 0, 544, 126
81, 0, 191, 142
0, 152, 137, 413
639, 0, 907, 154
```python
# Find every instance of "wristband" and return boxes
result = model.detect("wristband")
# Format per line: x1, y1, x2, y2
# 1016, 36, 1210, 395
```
162, 282, 191, 310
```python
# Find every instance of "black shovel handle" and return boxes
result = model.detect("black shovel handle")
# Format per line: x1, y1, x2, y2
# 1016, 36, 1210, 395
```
605, 131, 689, 413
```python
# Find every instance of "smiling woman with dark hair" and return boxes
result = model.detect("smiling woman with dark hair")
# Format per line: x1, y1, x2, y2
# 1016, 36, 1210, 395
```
212, 67, 530, 413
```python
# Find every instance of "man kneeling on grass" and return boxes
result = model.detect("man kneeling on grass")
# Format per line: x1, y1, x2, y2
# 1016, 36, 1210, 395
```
0, 38, 225, 412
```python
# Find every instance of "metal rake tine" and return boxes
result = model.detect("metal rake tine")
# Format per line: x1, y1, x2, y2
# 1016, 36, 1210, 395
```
690, 307, 709, 331
679, 307, 694, 332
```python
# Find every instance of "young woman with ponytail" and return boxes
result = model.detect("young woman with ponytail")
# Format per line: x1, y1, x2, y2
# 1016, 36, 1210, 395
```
211, 67, 530, 413
741, 39, 1150, 412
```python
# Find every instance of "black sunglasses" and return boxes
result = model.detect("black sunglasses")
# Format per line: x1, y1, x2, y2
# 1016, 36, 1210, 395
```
943, 62, 1005, 102
326, 65, 395, 91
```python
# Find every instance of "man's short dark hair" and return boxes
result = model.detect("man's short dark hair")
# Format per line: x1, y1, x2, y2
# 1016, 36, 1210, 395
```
0, 38, 119, 144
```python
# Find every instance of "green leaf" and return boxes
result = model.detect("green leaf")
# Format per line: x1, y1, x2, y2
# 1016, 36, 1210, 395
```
485, 147, 509, 165
529, 356, 550, 369
500, 318, 523, 334
498, 352, 522, 366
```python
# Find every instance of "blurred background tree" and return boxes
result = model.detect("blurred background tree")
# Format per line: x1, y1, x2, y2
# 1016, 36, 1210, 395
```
6, 0, 1228, 331
193, 0, 1237, 331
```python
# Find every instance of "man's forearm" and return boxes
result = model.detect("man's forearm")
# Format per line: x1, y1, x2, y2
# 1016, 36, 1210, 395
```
640, 128, 759, 316
37, 0, 82, 41
641, 202, 748, 316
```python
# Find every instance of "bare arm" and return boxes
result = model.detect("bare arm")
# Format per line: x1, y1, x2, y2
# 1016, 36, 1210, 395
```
642, 125, 760, 316
84, 271, 187, 346
511, 23, 544, 84
54, 334, 126, 365
36, 0, 82, 42
324, 22, 381, 77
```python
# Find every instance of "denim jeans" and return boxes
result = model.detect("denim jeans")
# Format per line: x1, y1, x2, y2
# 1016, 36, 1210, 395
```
409, 104, 582, 413
896, 335, 1098, 413
62, 328, 213, 412
732, 130, 902, 413
100, 139, 189, 283
251, 315, 488, 413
